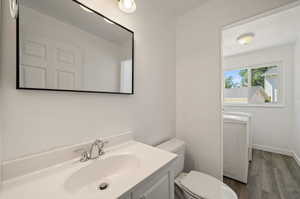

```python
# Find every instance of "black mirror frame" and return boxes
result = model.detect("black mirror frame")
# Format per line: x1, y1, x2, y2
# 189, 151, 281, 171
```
16, 0, 134, 95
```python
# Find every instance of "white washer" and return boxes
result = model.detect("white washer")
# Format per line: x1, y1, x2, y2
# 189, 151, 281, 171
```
223, 111, 253, 161
223, 114, 249, 183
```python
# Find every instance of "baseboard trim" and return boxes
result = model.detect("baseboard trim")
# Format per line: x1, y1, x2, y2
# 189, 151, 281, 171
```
292, 152, 300, 167
252, 144, 293, 156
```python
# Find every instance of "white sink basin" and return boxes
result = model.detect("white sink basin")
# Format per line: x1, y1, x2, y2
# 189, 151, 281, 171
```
64, 154, 140, 194
1, 141, 176, 199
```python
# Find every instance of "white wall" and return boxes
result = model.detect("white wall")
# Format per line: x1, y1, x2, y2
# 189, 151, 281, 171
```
0, 0, 3, 186
293, 36, 300, 160
0, 0, 176, 161
223, 44, 295, 154
176, 0, 296, 179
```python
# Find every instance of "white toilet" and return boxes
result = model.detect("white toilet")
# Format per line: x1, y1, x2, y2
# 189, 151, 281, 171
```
157, 139, 237, 199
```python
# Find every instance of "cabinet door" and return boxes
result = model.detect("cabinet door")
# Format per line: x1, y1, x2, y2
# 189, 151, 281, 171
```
137, 174, 170, 199
119, 193, 131, 199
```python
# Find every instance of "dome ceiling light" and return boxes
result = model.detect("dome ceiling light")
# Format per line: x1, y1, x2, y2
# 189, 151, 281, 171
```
237, 33, 255, 45
118, 0, 137, 14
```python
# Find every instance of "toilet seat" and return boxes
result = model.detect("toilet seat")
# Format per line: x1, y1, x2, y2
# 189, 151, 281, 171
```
175, 171, 237, 199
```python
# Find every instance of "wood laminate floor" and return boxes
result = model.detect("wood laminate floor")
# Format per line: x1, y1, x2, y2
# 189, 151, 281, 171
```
223, 149, 300, 199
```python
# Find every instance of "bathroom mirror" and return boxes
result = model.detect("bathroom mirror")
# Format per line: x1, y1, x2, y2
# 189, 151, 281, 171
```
17, 0, 134, 94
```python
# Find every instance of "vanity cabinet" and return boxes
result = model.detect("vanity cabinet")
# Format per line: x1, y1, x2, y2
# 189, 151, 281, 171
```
0, 137, 177, 199
135, 174, 170, 199
119, 194, 132, 199
122, 163, 175, 199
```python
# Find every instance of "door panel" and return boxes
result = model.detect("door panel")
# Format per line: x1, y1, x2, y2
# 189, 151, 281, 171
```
52, 42, 82, 90
23, 40, 47, 58
20, 34, 83, 90
22, 65, 47, 88
57, 70, 75, 89
20, 37, 49, 88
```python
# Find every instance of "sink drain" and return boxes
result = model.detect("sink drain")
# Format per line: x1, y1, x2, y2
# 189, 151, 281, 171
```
98, 182, 109, 190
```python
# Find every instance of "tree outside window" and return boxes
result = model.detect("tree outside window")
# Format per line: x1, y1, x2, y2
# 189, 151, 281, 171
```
224, 65, 280, 104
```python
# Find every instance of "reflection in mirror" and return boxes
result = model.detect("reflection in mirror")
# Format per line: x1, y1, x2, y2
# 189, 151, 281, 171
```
18, 0, 134, 94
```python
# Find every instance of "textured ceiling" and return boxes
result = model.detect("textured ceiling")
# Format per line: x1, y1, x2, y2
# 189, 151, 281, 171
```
223, 4, 300, 57
168, 0, 209, 16
150, 0, 209, 16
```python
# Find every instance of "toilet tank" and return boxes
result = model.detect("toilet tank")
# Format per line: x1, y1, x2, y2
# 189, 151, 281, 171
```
157, 139, 185, 176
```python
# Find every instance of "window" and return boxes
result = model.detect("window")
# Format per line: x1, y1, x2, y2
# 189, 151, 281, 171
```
224, 64, 281, 105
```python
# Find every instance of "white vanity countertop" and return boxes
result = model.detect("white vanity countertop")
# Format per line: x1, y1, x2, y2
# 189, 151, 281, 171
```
0, 141, 177, 199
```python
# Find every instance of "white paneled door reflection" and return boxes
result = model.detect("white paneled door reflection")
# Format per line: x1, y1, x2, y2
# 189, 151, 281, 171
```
20, 35, 83, 90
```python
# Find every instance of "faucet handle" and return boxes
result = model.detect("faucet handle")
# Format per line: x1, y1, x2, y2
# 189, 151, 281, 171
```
97, 140, 109, 156
80, 151, 89, 162
96, 139, 109, 148
74, 148, 90, 162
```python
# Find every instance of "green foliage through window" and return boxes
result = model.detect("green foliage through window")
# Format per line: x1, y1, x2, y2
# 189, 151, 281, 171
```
224, 65, 280, 104
224, 69, 248, 89
251, 67, 268, 88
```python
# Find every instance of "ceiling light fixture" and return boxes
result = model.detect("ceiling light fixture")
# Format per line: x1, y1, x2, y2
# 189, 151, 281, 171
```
80, 5, 93, 13
237, 33, 255, 45
9, 0, 19, 19
118, 0, 136, 14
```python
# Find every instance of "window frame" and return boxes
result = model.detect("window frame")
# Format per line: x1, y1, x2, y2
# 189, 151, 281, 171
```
223, 61, 285, 108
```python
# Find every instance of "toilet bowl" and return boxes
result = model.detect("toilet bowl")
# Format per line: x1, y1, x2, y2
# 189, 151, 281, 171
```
157, 139, 237, 199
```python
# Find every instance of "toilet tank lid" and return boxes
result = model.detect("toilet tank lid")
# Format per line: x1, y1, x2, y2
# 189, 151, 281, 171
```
157, 138, 185, 153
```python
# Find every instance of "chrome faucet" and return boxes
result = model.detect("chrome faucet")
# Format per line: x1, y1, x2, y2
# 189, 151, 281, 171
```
77, 139, 108, 162
89, 139, 107, 159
